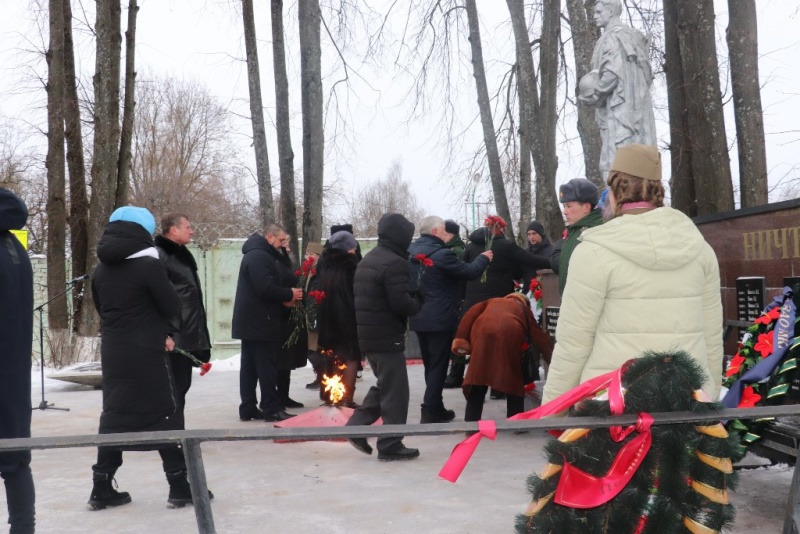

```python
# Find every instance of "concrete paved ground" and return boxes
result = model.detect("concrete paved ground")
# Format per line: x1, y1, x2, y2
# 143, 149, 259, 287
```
14, 360, 794, 533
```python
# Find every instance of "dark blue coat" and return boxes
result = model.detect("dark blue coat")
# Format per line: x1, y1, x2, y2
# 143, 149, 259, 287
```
408, 234, 489, 332
231, 234, 295, 342
0, 189, 33, 471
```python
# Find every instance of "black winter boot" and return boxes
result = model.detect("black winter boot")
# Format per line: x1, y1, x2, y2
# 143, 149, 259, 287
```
166, 470, 215, 508
443, 361, 465, 389
87, 472, 131, 510
420, 404, 456, 424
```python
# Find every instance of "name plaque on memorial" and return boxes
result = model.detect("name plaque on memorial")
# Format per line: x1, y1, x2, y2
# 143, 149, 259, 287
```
735, 276, 765, 323
544, 306, 560, 339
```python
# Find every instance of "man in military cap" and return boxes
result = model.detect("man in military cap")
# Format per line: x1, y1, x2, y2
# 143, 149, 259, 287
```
550, 178, 604, 295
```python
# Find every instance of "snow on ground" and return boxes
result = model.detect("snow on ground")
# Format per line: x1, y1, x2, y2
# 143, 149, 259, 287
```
12, 361, 796, 533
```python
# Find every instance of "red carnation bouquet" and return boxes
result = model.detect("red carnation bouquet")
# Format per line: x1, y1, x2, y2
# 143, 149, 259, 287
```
527, 276, 544, 322
480, 215, 506, 283
284, 257, 321, 348
412, 253, 434, 288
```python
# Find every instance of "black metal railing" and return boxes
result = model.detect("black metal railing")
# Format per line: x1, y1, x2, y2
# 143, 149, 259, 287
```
3, 405, 800, 534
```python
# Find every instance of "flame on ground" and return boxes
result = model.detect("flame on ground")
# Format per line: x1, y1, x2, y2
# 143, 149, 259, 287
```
322, 372, 346, 404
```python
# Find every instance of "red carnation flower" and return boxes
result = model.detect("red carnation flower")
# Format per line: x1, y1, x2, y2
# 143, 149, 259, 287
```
308, 290, 326, 304
414, 253, 434, 267
529, 278, 540, 292
533, 288, 542, 300
199, 362, 212, 376
521, 340, 530, 351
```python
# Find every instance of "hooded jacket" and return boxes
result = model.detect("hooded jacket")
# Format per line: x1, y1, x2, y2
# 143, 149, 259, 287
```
463, 229, 550, 311
541, 207, 723, 404
354, 213, 421, 352
92, 221, 183, 435
0, 188, 33, 470
408, 234, 488, 332
231, 233, 295, 341
316, 248, 360, 356
154, 235, 211, 355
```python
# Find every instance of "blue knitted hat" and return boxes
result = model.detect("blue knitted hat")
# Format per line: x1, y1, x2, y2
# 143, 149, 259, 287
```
109, 206, 156, 235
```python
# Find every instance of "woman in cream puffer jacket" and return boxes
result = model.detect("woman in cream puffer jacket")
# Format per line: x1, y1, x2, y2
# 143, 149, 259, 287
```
541, 145, 723, 404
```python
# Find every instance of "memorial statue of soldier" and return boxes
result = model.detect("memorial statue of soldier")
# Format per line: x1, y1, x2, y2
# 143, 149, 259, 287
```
578, 0, 657, 178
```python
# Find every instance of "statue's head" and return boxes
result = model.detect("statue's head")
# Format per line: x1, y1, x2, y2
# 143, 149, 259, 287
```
594, 0, 622, 28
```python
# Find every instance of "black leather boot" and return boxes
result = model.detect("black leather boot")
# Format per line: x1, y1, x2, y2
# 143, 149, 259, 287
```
166, 470, 215, 508
443, 361, 464, 389
87, 472, 131, 510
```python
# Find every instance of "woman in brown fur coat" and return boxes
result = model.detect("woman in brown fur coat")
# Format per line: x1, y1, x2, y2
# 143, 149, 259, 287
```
452, 293, 552, 421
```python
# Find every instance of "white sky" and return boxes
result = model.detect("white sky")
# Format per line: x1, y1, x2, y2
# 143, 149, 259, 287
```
1, 1, 799, 230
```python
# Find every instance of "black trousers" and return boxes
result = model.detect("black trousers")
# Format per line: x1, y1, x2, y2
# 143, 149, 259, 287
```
92, 446, 185, 475
1, 463, 35, 534
415, 330, 454, 410
239, 339, 281, 415
346, 351, 409, 453
464, 385, 524, 422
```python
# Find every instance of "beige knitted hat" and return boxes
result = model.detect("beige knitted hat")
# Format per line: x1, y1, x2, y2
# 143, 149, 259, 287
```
610, 144, 662, 181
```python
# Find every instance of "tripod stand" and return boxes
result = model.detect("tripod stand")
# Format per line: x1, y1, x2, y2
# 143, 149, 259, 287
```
32, 276, 87, 411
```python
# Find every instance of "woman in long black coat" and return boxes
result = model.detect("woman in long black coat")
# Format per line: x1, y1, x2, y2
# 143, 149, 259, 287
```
88, 207, 201, 510
315, 231, 361, 405
0, 188, 36, 533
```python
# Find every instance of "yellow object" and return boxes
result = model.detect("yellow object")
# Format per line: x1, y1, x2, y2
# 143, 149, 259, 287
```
691, 480, 729, 504
695, 451, 733, 474
683, 516, 718, 534
10, 229, 27, 250
539, 463, 562, 480
694, 424, 729, 439
524, 491, 555, 517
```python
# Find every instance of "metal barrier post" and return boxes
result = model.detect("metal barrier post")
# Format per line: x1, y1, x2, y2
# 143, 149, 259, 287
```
182, 438, 215, 534
784, 441, 800, 534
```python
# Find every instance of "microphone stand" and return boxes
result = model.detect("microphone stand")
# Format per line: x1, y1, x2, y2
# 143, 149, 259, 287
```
32, 278, 86, 412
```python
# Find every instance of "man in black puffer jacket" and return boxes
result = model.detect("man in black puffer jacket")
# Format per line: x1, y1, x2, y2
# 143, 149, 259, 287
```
232, 223, 303, 423
154, 213, 211, 415
408, 216, 492, 424
345, 213, 422, 461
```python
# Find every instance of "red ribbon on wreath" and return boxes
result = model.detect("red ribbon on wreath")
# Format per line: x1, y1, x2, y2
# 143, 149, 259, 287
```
439, 367, 654, 508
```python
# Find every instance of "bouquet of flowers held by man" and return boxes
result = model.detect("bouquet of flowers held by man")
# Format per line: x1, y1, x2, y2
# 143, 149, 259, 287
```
480, 215, 506, 283
284, 256, 325, 348
412, 253, 434, 289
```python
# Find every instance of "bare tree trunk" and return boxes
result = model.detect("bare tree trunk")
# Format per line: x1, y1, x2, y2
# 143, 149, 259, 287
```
242, 0, 275, 229
506, 1, 534, 240
727, 0, 767, 208
565, 0, 602, 186
518, 125, 532, 241
465, 0, 514, 240
675, 0, 734, 215
531, 0, 563, 240
46, 0, 69, 332
663, 0, 696, 216
116, 0, 138, 208
79, 0, 123, 336
62, 0, 89, 330
299, 0, 324, 251
271, 0, 299, 255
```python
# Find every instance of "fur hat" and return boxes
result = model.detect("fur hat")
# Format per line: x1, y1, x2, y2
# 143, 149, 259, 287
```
109, 206, 156, 235
526, 220, 545, 237
444, 219, 460, 235
329, 230, 358, 251
559, 178, 599, 206
610, 144, 662, 181
306, 242, 323, 255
